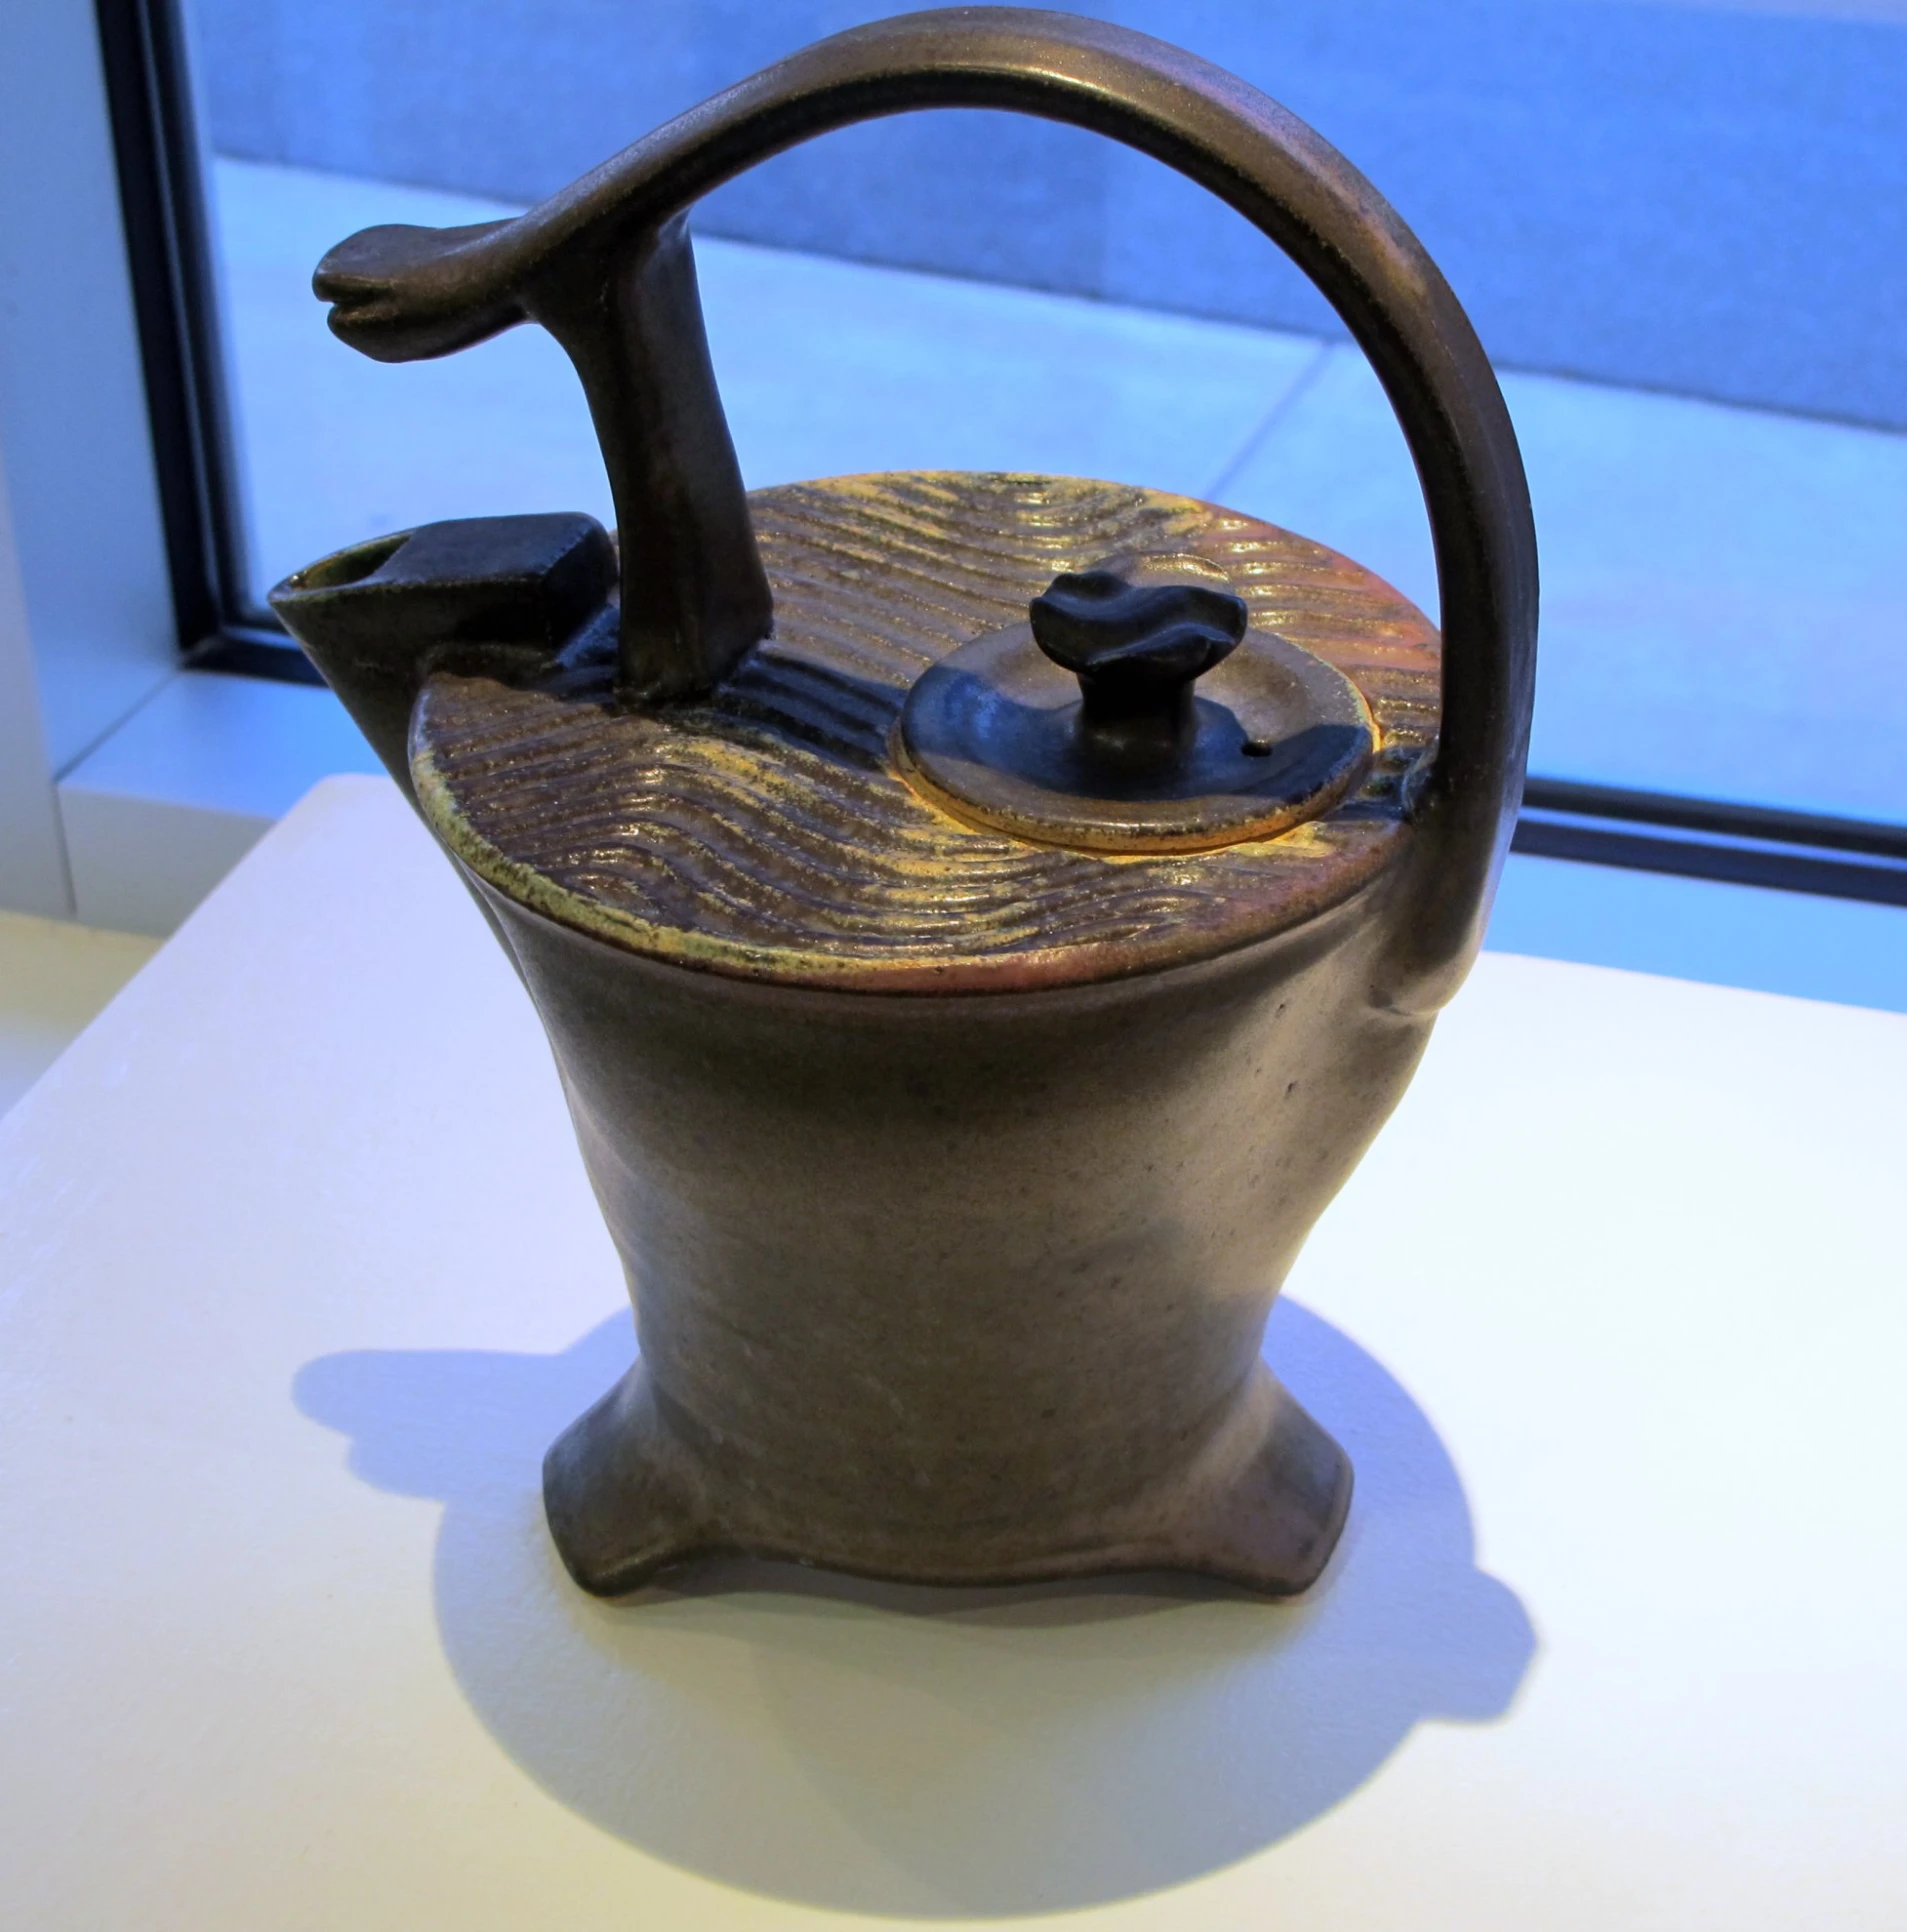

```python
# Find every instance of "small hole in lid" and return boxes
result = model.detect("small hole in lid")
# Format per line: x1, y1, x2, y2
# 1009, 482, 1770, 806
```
1242, 737, 1275, 757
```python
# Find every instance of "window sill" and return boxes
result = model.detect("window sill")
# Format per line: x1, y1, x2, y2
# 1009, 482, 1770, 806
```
57, 668, 380, 935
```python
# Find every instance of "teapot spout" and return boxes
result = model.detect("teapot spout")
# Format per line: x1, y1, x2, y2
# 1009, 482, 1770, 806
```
269, 514, 616, 803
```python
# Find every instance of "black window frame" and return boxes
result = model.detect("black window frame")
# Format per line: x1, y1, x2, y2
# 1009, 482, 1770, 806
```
96, 0, 1907, 903
95, 0, 321, 685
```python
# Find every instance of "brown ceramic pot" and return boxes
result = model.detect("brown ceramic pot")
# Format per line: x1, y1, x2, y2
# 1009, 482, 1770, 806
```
271, 10, 1537, 1599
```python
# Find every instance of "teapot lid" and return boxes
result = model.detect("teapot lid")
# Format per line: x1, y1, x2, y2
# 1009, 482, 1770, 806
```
409, 471, 1437, 994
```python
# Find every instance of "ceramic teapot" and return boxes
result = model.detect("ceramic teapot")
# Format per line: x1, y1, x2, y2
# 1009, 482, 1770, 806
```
271, 10, 1536, 1599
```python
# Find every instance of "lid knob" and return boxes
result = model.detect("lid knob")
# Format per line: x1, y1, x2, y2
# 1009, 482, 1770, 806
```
1030, 571, 1249, 766
896, 552, 1378, 856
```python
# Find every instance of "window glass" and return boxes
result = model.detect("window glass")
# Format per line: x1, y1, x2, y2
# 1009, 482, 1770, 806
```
188, 0, 1907, 827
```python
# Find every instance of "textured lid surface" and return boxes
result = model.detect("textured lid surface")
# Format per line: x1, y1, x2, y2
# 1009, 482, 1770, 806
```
412, 473, 1439, 993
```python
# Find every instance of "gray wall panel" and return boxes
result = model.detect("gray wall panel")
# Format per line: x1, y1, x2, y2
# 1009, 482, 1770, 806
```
192, 1, 1907, 427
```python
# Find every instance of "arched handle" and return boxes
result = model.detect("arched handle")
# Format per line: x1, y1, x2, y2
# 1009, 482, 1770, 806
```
313, 7, 1536, 1012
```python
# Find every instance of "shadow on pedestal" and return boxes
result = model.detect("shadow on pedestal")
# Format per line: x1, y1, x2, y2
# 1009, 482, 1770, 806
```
295, 1300, 1535, 1917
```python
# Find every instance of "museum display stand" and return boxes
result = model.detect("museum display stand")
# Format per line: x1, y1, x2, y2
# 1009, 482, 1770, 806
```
1, 775, 1901, 1929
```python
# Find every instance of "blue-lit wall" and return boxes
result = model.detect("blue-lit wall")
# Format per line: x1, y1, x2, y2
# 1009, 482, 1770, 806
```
193, 0, 1907, 429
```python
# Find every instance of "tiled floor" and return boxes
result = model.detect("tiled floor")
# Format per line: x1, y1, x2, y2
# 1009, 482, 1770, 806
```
213, 157, 1907, 830
1225, 350, 1907, 823
211, 160, 1323, 584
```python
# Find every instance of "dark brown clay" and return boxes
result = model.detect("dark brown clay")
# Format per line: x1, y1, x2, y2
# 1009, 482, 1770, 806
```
270, 10, 1537, 1600
513, 883, 1411, 1594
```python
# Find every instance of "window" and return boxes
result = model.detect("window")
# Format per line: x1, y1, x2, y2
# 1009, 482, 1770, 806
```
103, 0, 1907, 901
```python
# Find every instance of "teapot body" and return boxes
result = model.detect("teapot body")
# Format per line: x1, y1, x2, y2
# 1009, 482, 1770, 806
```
495, 872, 1425, 1594
271, 11, 1538, 1601
281, 467, 1467, 1598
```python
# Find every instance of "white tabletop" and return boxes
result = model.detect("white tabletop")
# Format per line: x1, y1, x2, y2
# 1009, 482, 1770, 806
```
2, 774, 1902, 1930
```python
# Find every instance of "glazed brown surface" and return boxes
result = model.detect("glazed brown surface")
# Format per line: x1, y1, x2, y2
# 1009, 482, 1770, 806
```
413, 473, 1440, 992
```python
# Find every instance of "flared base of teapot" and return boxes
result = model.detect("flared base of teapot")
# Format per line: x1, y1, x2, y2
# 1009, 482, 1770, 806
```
542, 1362, 1352, 1602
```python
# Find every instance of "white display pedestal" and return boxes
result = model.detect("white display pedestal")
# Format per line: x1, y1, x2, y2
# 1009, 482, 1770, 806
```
3, 775, 1901, 1929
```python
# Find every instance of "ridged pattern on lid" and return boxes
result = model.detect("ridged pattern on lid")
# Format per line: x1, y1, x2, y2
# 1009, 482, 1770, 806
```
412, 474, 1439, 992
